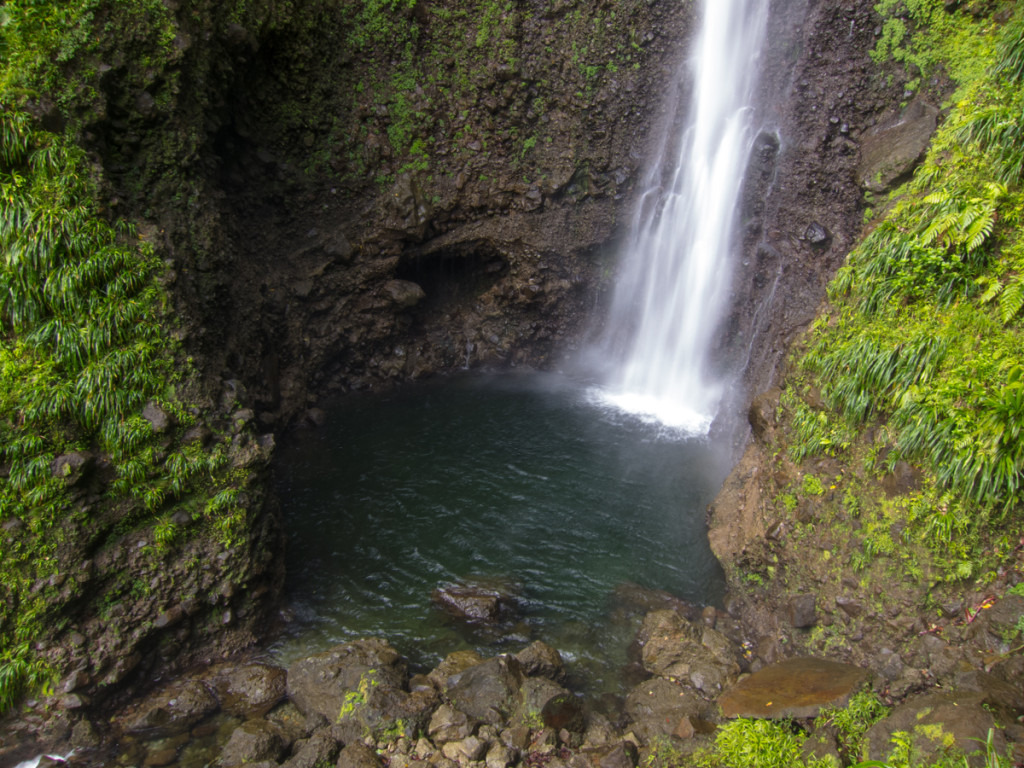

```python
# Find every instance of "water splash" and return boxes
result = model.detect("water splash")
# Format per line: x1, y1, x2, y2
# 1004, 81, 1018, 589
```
593, 0, 768, 434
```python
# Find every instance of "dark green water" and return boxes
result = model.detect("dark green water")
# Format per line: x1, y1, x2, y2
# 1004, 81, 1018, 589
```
271, 372, 728, 692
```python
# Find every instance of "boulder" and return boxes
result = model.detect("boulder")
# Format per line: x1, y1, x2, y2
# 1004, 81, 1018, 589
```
864, 693, 1004, 767
428, 703, 475, 743
217, 720, 285, 767
787, 595, 817, 628
515, 677, 583, 732
281, 729, 341, 768
857, 99, 939, 193
286, 639, 431, 741
383, 280, 426, 309
336, 741, 383, 768
718, 657, 869, 719
428, 649, 485, 690
142, 401, 172, 433
209, 662, 287, 717
515, 641, 566, 682
286, 639, 406, 721
124, 679, 219, 739
581, 742, 639, 768
447, 656, 524, 725
51, 452, 94, 486
624, 678, 704, 742
635, 610, 740, 695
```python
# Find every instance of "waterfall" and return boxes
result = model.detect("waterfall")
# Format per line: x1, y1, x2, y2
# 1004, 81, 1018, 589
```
592, 0, 768, 434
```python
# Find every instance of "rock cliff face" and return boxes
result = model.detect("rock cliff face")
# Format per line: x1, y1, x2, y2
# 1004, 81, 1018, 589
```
96, 0, 700, 426
94, 0, 907, 429
723, 0, 913, 430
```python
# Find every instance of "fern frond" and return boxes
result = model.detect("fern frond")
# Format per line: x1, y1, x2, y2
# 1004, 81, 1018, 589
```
999, 280, 1024, 324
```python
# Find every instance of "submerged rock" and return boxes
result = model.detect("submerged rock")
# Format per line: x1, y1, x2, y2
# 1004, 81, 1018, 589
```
718, 657, 869, 719
432, 580, 520, 625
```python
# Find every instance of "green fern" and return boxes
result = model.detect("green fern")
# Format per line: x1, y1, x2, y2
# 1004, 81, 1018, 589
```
999, 280, 1024, 325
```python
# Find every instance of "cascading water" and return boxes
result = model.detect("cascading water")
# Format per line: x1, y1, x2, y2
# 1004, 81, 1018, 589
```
593, 0, 768, 433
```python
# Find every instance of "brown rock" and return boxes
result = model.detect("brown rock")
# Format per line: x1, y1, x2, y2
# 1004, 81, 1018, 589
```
209, 662, 287, 717
718, 657, 869, 719
515, 641, 565, 681
865, 693, 1004, 767
336, 741, 383, 768
383, 280, 426, 309
432, 581, 518, 624
858, 99, 939, 193
623, 678, 703, 741
124, 679, 220, 738
787, 595, 817, 628
217, 720, 285, 767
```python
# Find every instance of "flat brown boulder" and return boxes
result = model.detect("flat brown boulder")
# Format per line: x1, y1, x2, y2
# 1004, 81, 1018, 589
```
718, 657, 868, 719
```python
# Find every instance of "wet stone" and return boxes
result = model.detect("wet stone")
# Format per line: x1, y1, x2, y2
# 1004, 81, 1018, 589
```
125, 679, 220, 739
515, 641, 565, 681
432, 581, 519, 625
209, 662, 287, 717
718, 657, 869, 719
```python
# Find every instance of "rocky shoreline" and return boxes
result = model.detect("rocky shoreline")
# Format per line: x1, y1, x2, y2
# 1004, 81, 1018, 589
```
6, 546, 1022, 767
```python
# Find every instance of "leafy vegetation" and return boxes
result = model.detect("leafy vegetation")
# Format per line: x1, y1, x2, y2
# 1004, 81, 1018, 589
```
695, 718, 830, 768
0, 3, 265, 715
789, 0, 1024, 578
690, 695, 1013, 768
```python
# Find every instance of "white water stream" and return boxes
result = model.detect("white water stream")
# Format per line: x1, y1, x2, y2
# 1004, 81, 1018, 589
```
592, 0, 768, 433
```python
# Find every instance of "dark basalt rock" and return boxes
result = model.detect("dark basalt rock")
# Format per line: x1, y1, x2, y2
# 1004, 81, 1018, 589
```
123, 679, 220, 739
285, 639, 406, 722
514, 641, 566, 682
217, 720, 285, 767
447, 656, 524, 725
208, 662, 287, 718
634, 610, 741, 695
787, 595, 818, 628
